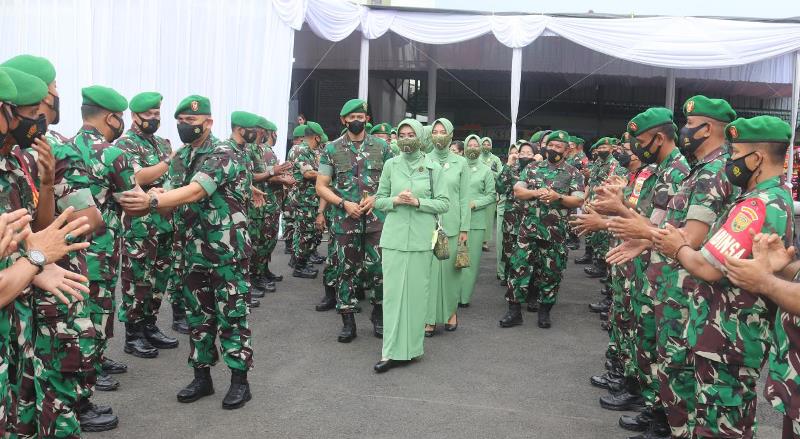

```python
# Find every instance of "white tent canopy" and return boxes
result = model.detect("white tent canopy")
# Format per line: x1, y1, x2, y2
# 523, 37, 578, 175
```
1, 0, 799, 162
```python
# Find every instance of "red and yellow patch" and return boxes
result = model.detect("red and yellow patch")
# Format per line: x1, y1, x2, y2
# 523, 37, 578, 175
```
190, 100, 199, 111
704, 198, 766, 264
628, 121, 638, 132
728, 125, 738, 139
686, 100, 695, 113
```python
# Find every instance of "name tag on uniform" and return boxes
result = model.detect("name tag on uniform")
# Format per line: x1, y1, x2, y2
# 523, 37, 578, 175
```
704, 198, 766, 263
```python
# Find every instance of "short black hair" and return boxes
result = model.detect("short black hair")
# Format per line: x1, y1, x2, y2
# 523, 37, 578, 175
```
450, 140, 464, 152
649, 123, 676, 140
755, 142, 789, 164
518, 143, 534, 154
81, 104, 108, 120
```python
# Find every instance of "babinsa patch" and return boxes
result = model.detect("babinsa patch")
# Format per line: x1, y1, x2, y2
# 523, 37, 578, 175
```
704, 198, 766, 263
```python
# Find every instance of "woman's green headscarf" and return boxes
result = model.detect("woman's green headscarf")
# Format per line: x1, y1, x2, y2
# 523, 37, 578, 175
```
480, 136, 493, 155
421, 124, 434, 154
464, 134, 482, 162
431, 118, 454, 155
396, 118, 425, 158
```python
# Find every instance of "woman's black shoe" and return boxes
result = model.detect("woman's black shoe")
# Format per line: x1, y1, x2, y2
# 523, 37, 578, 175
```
374, 359, 409, 373
444, 315, 458, 332
458, 303, 469, 308
424, 327, 435, 337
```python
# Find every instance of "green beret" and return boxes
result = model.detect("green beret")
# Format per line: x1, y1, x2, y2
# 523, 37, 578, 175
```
321, 132, 329, 143
231, 110, 260, 128
547, 130, 570, 143
365, 122, 373, 132
627, 107, 673, 137
174, 94, 211, 118
370, 122, 392, 135
293, 124, 307, 138
0, 69, 17, 102
1, 67, 47, 106
82, 85, 128, 112
1, 55, 56, 84
725, 116, 792, 144
575, 137, 585, 145
683, 95, 736, 123
304, 121, 324, 137
568, 136, 578, 143
129, 92, 162, 113
339, 98, 368, 117
590, 137, 615, 151
608, 137, 620, 145
256, 117, 277, 132
530, 131, 544, 143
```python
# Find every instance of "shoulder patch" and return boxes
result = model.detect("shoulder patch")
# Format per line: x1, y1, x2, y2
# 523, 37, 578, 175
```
703, 197, 766, 264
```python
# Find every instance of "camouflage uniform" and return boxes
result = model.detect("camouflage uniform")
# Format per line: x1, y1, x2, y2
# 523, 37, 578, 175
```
766, 269, 800, 438
505, 160, 584, 305
281, 143, 304, 248
630, 149, 689, 409
317, 134, 391, 313
647, 146, 735, 437
169, 136, 253, 371
248, 142, 282, 280
689, 175, 794, 438
585, 155, 627, 266
565, 151, 589, 245
292, 144, 320, 262
496, 163, 525, 283
115, 128, 174, 326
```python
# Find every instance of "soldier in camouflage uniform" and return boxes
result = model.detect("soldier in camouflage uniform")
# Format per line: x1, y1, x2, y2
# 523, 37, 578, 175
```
70, 86, 142, 398
645, 97, 737, 438
249, 117, 292, 295
565, 136, 588, 250
281, 125, 306, 256
496, 142, 535, 287
498, 130, 585, 329
653, 115, 794, 439
115, 92, 179, 361
122, 96, 254, 410
316, 99, 391, 343
291, 122, 325, 279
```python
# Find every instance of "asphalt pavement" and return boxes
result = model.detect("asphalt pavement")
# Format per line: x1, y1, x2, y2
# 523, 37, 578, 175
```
92, 240, 782, 439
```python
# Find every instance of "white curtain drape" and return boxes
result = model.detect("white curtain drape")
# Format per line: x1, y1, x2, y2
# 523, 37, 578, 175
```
0, 0, 300, 160
789, 51, 800, 183
509, 48, 522, 144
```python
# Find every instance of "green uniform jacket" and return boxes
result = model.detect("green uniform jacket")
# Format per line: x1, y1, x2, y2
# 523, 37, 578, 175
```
464, 160, 496, 230
374, 153, 449, 251
426, 150, 471, 236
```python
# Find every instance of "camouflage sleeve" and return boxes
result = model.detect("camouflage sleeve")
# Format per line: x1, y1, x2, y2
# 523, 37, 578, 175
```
115, 137, 144, 172
318, 144, 334, 177
192, 148, 233, 197
496, 165, 514, 196
296, 148, 315, 175
514, 167, 529, 190
52, 144, 96, 212
686, 167, 731, 226
109, 150, 138, 195
571, 169, 586, 199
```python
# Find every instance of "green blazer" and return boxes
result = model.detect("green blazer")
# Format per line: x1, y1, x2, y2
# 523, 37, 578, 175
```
375, 155, 450, 251
465, 160, 497, 230
427, 151, 471, 237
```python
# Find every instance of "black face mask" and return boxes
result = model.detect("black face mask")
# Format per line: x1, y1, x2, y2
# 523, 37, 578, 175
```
242, 128, 258, 144
597, 150, 610, 160
546, 148, 563, 163
518, 157, 533, 169
346, 120, 365, 135
11, 111, 47, 149
46, 93, 60, 125
137, 117, 160, 135
107, 114, 124, 141
631, 135, 662, 165
725, 151, 759, 189
178, 122, 205, 144
613, 151, 632, 168
678, 123, 708, 157
0, 105, 13, 145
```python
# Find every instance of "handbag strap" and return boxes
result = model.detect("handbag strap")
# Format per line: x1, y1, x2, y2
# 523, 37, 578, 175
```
427, 167, 442, 229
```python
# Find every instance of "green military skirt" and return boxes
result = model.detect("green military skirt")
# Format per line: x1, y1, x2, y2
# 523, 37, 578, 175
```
382, 249, 433, 361
460, 229, 485, 305
425, 236, 461, 325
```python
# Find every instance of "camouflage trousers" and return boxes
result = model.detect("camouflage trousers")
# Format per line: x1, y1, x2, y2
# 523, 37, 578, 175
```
164, 231, 187, 311
33, 298, 96, 439
693, 356, 759, 439
182, 264, 253, 371
500, 208, 519, 283
495, 204, 505, 279
292, 208, 317, 261
606, 264, 629, 363
5, 297, 36, 438
250, 211, 280, 278
632, 287, 660, 407
587, 231, 611, 265
332, 232, 383, 313
119, 233, 173, 324
282, 208, 295, 245
0, 309, 8, 437
505, 236, 567, 305
87, 279, 116, 367
783, 416, 800, 439
323, 232, 338, 289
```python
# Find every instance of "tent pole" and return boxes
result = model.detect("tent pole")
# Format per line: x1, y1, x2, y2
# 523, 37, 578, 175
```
427, 48, 437, 122
510, 48, 522, 145
665, 69, 676, 111
787, 51, 800, 186
358, 35, 369, 101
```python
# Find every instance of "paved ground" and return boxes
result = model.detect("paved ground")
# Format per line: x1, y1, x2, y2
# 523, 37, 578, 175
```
92, 240, 782, 439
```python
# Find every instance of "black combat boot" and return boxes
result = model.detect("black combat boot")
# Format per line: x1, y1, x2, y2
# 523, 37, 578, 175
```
590, 359, 624, 389
316, 285, 337, 312
309, 252, 325, 265
575, 245, 593, 264
599, 378, 645, 411
338, 313, 357, 343
144, 318, 179, 349
284, 240, 292, 254
263, 279, 277, 293
589, 296, 611, 313
628, 408, 669, 439
177, 367, 214, 403
248, 297, 260, 308
526, 284, 540, 312
537, 303, 553, 328
251, 277, 267, 298
584, 260, 608, 278
266, 265, 283, 282
101, 357, 127, 375
567, 234, 580, 250
293, 258, 318, 279
222, 369, 252, 410
172, 303, 190, 335
498, 302, 523, 328
124, 322, 158, 358
78, 398, 118, 432
95, 372, 120, 391
599, 283, 611, 297
370, 304, 383, 338
288, 255, 296, 268
619, 406, 653, 432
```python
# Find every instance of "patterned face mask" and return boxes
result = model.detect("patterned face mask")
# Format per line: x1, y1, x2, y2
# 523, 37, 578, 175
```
397, 137, 421, 154
432, 134, 452, 150
465, 147, 481, 160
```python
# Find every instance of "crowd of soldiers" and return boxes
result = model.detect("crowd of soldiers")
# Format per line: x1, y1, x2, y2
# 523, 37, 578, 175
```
1, 51, 800, 439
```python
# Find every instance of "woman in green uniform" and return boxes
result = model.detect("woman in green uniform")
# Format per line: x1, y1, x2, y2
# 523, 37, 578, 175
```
425, 118, 470, 336
460, 135, 497, 307
373, 119, 449, 373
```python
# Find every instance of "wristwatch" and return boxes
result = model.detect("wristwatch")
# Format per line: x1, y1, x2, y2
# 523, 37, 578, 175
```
25, 249, 46, 274
338, 199, 345, 209
149, 194, 160, 211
